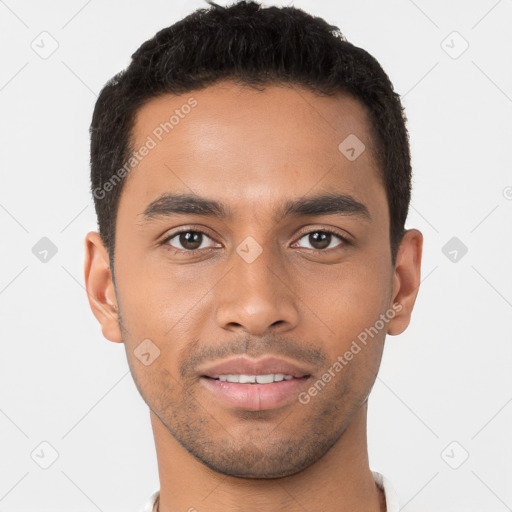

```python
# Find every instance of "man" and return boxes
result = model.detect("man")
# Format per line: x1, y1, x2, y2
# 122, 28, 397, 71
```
84, 1, 423, 510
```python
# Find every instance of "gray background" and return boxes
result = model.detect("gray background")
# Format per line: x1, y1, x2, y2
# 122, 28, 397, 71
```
1, 0, 511, 510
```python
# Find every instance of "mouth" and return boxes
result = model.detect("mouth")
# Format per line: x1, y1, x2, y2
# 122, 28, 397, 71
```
198, 355, 311, 380
200, 375, 310, 411
198, 357, 312, 411
203, 373, 302, 383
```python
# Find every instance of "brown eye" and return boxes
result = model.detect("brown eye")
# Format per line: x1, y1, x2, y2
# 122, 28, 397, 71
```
296, 230, 346, 251
180, 232, 202, 250
309, 232, 331, 249
166, 231, 212, 251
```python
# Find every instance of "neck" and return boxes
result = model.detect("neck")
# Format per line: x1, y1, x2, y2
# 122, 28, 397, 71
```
150, 401, 385, 512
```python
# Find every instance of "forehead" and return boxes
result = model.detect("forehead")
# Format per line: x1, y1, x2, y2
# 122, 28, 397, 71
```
121, 81, 386, 222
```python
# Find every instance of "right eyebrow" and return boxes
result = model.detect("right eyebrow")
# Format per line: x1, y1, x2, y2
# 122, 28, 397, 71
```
139, 193, 233, 222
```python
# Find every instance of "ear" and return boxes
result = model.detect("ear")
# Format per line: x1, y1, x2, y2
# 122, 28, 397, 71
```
387, 229, 423, 336
84, 231, 123, 343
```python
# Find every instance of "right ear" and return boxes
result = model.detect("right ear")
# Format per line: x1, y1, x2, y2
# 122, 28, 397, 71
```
83, 231, 123, 343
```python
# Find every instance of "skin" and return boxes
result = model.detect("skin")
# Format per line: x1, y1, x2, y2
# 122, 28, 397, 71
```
84, 80, 422, 512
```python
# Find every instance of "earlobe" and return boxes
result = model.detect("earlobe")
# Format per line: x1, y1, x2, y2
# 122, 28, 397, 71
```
387, 229, 423, 336
83, 231, 123, 343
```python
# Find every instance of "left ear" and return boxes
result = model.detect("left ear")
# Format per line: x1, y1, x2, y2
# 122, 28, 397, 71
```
387, 229, 423, 336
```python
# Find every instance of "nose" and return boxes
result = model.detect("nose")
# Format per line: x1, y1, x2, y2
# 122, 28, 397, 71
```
214, 245, 300, 336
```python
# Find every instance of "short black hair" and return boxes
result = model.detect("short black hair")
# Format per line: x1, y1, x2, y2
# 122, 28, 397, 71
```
90, 0, 412, 271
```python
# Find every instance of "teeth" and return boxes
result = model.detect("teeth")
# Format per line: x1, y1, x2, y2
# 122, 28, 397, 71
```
256, 374, 274, 384
217, 374, 295, 383
239, 374, 256, 383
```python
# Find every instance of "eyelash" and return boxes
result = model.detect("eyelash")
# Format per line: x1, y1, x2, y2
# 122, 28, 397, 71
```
160, 227, 350, 256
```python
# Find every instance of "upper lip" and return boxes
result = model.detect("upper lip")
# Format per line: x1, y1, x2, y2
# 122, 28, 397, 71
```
199, 356, 312, 379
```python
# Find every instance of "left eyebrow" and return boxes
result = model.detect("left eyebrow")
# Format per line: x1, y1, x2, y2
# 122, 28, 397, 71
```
276, 192, 371, 223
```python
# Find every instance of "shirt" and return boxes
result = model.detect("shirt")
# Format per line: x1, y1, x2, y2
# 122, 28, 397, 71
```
138, 470, 400, 512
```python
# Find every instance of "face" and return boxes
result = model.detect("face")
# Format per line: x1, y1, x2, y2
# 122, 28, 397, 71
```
85, 81, 422, 479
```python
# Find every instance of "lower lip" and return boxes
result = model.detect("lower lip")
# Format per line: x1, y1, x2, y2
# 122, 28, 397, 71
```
200, 377, 309, 411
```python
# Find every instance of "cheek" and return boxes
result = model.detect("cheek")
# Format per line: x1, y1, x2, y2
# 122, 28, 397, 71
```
116, 258, 201, 332
304, 264, 392, 389
299, 254, 391, 332
115, 262, 216, 387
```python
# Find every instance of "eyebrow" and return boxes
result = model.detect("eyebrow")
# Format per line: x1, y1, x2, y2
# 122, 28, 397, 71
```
139, 192, 371, 223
